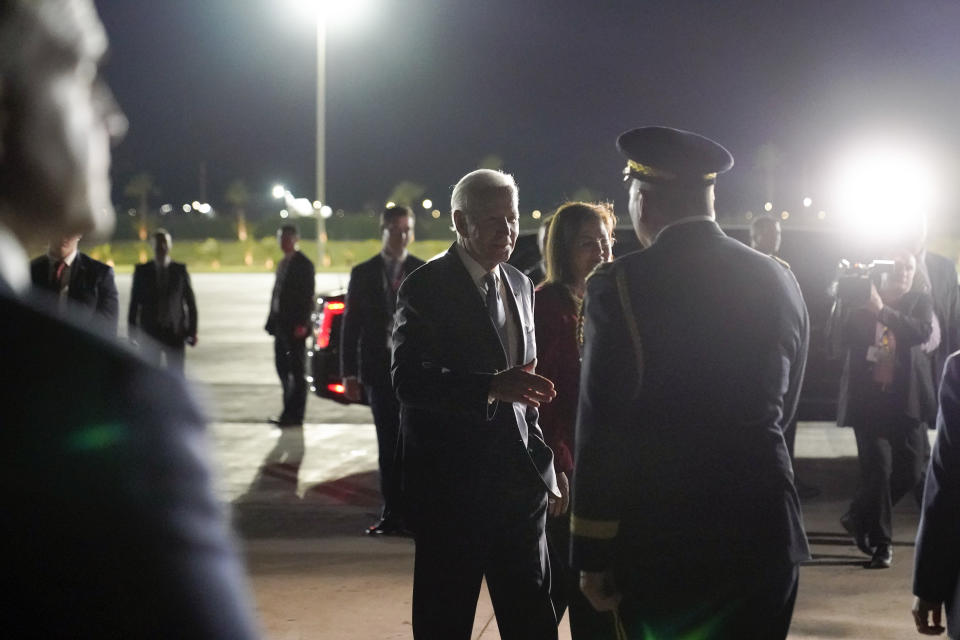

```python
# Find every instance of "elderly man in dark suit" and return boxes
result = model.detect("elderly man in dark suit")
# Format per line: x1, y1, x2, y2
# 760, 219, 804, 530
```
30, 233, 119, 334
571, 127, 810, 639
265, 224, 315, 428
913, 350, 960, 637
0, 1, 258, 637
341, 205, 424, 535
128, 229, 198, 371
392, 169, 561, 639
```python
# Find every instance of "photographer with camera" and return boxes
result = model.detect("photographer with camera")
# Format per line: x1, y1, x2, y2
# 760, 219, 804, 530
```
834, 248, 937, 569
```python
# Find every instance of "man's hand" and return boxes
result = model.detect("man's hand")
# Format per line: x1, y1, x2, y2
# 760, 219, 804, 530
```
912, 596, 946, 635
548, 471, 569, 517
293, 324, 309, 340
186, 334, 197, 347
343, 377, 362, 403
580, 570, 621, 612
489, 360, 556, 407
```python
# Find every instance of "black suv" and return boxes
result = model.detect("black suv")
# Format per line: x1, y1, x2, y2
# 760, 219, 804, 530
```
309, 224, 868, 421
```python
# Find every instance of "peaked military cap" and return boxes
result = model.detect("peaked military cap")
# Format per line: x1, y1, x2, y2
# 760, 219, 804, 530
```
617, 126, 734, 186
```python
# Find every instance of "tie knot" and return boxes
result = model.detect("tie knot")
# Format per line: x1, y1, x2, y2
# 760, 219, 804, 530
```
483, 272, 497, 293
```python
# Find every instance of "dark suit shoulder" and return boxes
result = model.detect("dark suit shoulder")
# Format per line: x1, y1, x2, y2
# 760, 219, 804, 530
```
77, 252, 113, 274
354, 253, 384, 273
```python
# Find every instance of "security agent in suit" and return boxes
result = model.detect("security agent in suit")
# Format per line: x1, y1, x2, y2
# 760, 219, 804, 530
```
0, 1, 258, 637
572, 127, 810, 639
341, 205, 425, 535
128, 229, 198, 372
265, 224, 315, 427
913, 351, 960, 638
392, 169, 561, 639
30, 233, 119, 335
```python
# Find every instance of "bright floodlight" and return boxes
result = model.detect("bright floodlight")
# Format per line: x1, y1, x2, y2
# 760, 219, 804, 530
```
803, 197, 813, 208
386, 201, 396, 208
763, 202, 773, 212
288, 0, 373, 26
831, 141, 939, 241
320, 205, 333, 218
422, 198, 432, 209
272, 184, 286, 199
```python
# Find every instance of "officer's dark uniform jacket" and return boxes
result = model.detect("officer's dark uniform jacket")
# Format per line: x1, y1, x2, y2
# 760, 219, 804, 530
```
570, 219, 811, 579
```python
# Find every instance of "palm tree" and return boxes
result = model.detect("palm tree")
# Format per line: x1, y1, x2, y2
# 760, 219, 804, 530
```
124, 172, 157, 241
225, 179, 251, 241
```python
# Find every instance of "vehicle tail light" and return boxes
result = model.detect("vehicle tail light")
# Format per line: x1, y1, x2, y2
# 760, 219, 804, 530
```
327, 383, 345, 394
316, 300, 345, 348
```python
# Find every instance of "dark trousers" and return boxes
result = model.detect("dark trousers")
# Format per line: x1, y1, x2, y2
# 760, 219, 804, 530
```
141, 336, 185, 373
546, 512, 616, 638
366, 378, 402, 521
274, 335, 307, 424
412, 489, 557, 640
615, 561, 799, 639
851, 411, 927, 545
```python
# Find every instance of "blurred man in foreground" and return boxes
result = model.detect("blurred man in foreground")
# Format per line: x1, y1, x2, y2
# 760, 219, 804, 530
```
128, 229, 198, 371
30, 232, 118, 334
913, 351, 960, 637
341, 205, 424, 535
0, 1, 258, 636
392, 169, 560, 639
572, 126, 809, 638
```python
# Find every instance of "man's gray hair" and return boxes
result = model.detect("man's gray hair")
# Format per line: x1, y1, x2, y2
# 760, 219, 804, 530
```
450, 169, 518, 218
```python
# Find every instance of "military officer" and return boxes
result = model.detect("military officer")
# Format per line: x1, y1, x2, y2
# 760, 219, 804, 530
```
570, 126, 810, 639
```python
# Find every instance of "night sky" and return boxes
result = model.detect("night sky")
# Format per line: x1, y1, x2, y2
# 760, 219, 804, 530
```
96, 0, 960, 225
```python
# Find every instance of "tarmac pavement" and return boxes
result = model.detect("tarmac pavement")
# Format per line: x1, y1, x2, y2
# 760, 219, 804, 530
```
209, 419, 934, 640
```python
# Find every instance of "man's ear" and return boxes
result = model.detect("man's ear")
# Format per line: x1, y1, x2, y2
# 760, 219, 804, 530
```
452, 210, 468, 236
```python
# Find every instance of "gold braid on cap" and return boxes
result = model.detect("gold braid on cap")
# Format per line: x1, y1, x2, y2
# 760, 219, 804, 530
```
623, 160, 717, 184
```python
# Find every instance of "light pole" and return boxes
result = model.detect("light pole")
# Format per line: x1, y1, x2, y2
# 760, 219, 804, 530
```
315, 16, 327, 268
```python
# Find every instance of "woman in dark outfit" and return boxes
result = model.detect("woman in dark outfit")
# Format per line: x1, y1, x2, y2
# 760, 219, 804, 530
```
535, 202, 615, 634
838, 247, 936, 569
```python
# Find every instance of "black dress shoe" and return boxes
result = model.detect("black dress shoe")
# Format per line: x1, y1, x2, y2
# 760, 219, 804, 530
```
840, 512, 875, 556
866, 544, 893, 569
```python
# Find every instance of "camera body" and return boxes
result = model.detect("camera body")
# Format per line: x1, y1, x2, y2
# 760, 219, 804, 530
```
836, 259, 896, 304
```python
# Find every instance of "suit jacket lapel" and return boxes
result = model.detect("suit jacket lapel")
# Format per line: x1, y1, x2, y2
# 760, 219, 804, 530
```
500, 266, 530, 364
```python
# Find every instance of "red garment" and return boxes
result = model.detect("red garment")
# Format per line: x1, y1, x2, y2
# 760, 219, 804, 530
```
534, 282, 581, 475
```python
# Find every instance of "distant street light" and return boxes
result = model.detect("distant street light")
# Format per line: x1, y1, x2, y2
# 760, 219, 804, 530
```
422, 198, 432, 210
802, 196, 813, 208
282, 0, 374, 268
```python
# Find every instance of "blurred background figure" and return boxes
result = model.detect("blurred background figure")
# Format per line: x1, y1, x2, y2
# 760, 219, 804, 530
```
535, 201, 615, 635
836, 247, 936, 569
750, 213, 783, 258
0, 0, 259, 636
341, 205, 424, 536
128, 229, 198, 372
751, 214, 820, 499
523, 215, 551, 286
30, 233, 118, 335
912, 351, 960, 638
265, 224, 315, 428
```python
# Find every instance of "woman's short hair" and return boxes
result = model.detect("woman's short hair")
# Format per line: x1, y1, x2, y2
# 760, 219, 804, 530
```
544, 201, 616, 286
